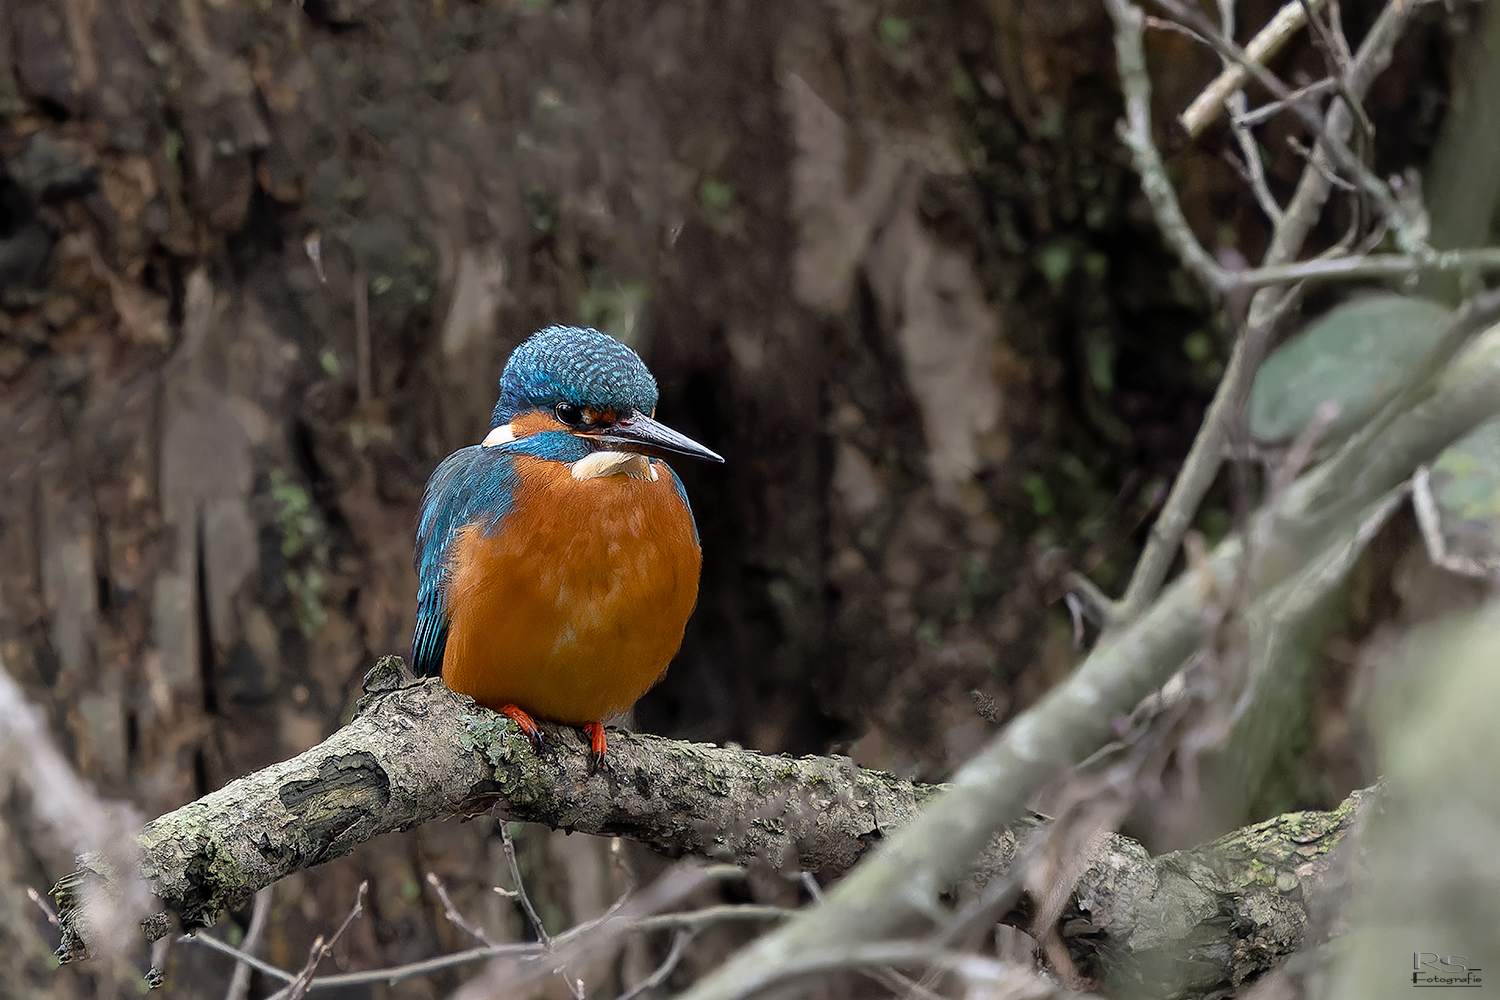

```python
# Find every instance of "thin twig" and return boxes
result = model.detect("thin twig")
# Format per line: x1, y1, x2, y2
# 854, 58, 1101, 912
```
1227, 92, 1284, 225
27, 887, 60, 926
1143, 14, 1211, 45
1234, 246, 1500, 289
224, 886, 274, 1000
1286, 135, 1357, 191
1181, 0, 1329, 136
183, 902, 788, 993
1063, 572, 1115, 628
499, 823, 585, 999
427, 873, 497, 946
616, 930, 691, 1000
1104, 0, 1230, 294
499, 823, 553, 947
1232, 77, 1338, 129
188, 931, 297, 984
272, 880, 368, 1000
1267, 401, 1342, 504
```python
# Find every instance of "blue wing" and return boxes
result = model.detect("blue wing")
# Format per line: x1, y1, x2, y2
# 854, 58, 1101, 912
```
411, 445, 523, 677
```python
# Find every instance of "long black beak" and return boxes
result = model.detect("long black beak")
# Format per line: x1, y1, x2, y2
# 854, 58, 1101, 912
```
581, 409, 724, 463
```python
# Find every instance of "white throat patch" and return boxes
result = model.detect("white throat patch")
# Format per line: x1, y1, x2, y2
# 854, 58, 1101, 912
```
570, 451, 658, 481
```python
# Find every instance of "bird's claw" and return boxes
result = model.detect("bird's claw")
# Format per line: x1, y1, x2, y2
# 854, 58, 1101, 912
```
583, 723, 609, 773
500, 704, 546, 754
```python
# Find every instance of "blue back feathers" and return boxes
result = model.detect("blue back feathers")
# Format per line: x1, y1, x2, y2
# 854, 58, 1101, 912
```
413, 326, 696, 678
492, 326, 659, 425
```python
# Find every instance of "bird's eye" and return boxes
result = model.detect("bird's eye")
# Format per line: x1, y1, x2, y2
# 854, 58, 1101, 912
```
554, 402, 584, 426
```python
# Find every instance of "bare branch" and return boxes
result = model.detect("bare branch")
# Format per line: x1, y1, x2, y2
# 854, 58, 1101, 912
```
1157, 0, 1426, 251
428, 873, 497, 947
1181, 0, 1329, 136
1227, 93, 1285, 226
499, 823, 554, 949
617, 930, 690, 1000
1231, 77, 1337, 129
1234, 246, 1500, 290
224, 887, 274, 1000
273, 880, 367, 1000
1108, 0, 1425, 623
1104, 0, 1231, 294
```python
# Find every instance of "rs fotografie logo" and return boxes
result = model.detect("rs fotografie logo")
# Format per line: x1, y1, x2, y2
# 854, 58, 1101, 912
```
1414, 953, 1484, 988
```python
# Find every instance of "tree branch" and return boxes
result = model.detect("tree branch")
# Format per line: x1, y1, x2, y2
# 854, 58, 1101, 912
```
52, 662, 943, 958
50, 654, 1376, 998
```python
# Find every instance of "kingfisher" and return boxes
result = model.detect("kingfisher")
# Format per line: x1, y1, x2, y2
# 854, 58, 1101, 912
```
412, 326, 722, 767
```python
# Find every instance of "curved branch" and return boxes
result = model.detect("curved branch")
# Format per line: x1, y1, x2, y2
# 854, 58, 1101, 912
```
53, 661, 941, 955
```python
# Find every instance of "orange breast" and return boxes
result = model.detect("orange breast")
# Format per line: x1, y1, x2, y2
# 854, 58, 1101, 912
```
440, 456, 701, 725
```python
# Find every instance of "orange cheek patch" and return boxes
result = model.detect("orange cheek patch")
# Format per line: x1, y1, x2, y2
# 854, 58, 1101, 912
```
510, 410, 572, 437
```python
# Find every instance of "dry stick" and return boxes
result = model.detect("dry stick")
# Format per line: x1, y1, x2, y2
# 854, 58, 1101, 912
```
1181, 0, 1329, 136
1227, 92, 1285, 226
274, 881, 368, 1000
1232, 77, 1337, 129
1156, 0, 1422, 251
1108, 0, 1230, 294
1108, 0, 1421, 624
616, 930, 690, 1000
224, 886, 274, 1000
428, 873, 498, 946
1234, 247, 1500, 289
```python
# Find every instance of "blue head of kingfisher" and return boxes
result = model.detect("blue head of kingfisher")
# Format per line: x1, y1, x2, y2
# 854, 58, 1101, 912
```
412, 325, 722, 766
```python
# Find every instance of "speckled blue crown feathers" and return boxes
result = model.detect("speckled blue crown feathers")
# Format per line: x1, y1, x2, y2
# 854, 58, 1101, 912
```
492, 326, 659, 426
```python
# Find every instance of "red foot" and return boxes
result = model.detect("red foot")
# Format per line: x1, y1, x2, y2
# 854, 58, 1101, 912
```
501, 704, 545, 753
583, 723, 608, 772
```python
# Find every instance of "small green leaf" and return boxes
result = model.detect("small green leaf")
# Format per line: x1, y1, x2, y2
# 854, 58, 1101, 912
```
1022, 473, 1054, 517
1183, 330, 1214, 362
952, 66, 977, 102
1419, 415, 1500, 576
1248, 294, 1452, 443
699, 180, 734, 210
320, 348, 341, 377
1035, 241, 1074, 293
1085, 333, 1114, 395
879, 16, 911, 43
